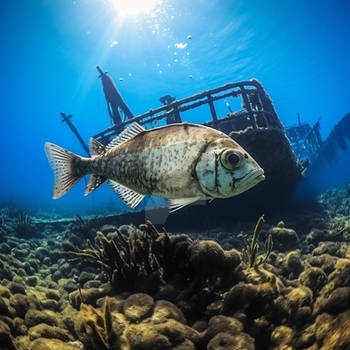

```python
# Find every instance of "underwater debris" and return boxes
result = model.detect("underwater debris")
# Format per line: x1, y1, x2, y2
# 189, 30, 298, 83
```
310, 112, 350, 167
242, 215, 273, 268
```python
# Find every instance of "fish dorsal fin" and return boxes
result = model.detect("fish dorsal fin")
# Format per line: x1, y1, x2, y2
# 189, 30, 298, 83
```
108, 180, 145, 208
106, 122, 145, 150
89, 138, 106, 156
85, 175, 106, 196
168, 197, 200, 213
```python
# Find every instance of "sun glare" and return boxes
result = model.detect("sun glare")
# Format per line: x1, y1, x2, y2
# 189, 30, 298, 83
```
113, 0, 160, 18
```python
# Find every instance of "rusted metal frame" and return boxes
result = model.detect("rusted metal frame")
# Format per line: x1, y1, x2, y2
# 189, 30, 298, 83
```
95, 88, 253, 142
240, 87, 257, 130
203, 110, 275, 129
93, 81, 260, 139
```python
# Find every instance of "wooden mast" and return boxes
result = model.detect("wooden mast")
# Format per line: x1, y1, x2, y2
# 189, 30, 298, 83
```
60, 112, 90, 155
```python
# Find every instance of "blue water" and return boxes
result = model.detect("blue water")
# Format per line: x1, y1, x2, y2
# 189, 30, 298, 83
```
1, 0, 350, 215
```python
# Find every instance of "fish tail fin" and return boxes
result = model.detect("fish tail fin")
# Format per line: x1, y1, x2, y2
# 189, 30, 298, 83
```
45, 142, 87, 199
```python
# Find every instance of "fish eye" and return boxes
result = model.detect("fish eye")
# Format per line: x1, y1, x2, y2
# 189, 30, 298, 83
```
220, 150, 242, 170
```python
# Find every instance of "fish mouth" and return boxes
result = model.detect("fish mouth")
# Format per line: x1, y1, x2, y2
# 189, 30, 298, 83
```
242, 168, 265, 184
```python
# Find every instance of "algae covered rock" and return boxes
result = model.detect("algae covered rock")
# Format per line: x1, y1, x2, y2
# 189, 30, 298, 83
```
28, 323, 73, 341
126, 323, 172, 350
299, 266, 327, 294
268, 222, 298, 251
30, 338, 82, 350
207, 332, 255, 350
123, 293, 154, 322
203, 315, 243, 343
25, 309, 58, 328
0, 319, 16, 350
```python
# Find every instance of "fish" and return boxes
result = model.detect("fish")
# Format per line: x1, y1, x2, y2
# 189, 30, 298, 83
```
44, 122, 265, 211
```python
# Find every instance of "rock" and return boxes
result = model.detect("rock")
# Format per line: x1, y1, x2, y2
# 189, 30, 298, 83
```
100, 224, 118, 235
152, 300, 186, 324
124, 293, 155, 322
271, 325, 294, 346
207, 332, 255, 350
317, 310, 350, 350
59, 279, 78, 293
0, 243, 11, 254
28, 323, 73, 341
306, 228, 329, 245
0, 286, 11, 298
35, 247, 50, 261
41, 299, 60, 312
61, 241, 75, 252
30, 338, 81, 350
0, 296, 11, 317
313, 242, 342, 257
189, 240, 225, 276
0, 319, 16, 350
7, 281, 26, 295
285, 286, 313, 310
45, 290, 60, 301
299, 267, 327, 294
126, 323, 172, 350
285, 251, 304, 278
9, 294, 39, 318
294, 306, 312, 329
25, 310, 58, 328
78, 271, 96, 285
83, 280, 102, 289
155, 318, 200, 346
315, 287, 350, 315
69, 284, 111, 308
173, 339, 196, 350
268, 224, 298, 251
204, 315, 243, 343
13, 316, 27, 336
223, 281, 275, 315
26, 276, 38, 286
12, 248, 29, 259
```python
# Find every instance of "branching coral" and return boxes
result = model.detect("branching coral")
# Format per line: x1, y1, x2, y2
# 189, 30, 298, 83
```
13, 211, 35, 237
67, 221, 164, 293
242, 215, 273, 268
75, 297, 122, 350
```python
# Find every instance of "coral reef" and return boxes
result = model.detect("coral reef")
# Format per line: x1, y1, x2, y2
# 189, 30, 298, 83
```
0, 182, 349, 349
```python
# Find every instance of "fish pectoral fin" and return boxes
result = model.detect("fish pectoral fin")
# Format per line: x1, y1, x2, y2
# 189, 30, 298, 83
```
168, 197, 201, 213
84, 175, 106, 196
106, 122, 145, 150
108, 180, 145, 208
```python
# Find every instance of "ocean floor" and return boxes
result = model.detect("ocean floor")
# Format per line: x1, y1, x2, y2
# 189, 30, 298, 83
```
0, 183, 350, 350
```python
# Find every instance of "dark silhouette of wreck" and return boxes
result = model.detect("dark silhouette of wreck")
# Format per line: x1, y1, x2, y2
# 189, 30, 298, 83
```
59, 66, 350, 229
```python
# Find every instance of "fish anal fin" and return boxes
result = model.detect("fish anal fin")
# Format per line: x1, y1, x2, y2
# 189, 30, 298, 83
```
106, 122, 145, 150
89, 138, 106, 156
85, 175, 106, 196
108, 180, 145, 208
168, 197, 200, 213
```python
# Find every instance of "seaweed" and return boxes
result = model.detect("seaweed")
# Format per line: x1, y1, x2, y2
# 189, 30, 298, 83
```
12, 211, 35, 238
77, 297, 120, 350
242, 215, 274, 268
67, 221, 164, 293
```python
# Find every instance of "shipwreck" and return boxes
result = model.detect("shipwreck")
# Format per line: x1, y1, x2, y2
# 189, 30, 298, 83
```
59, 66, 350, 229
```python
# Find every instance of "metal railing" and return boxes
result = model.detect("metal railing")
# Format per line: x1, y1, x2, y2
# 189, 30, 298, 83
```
94, 79, 284, 144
